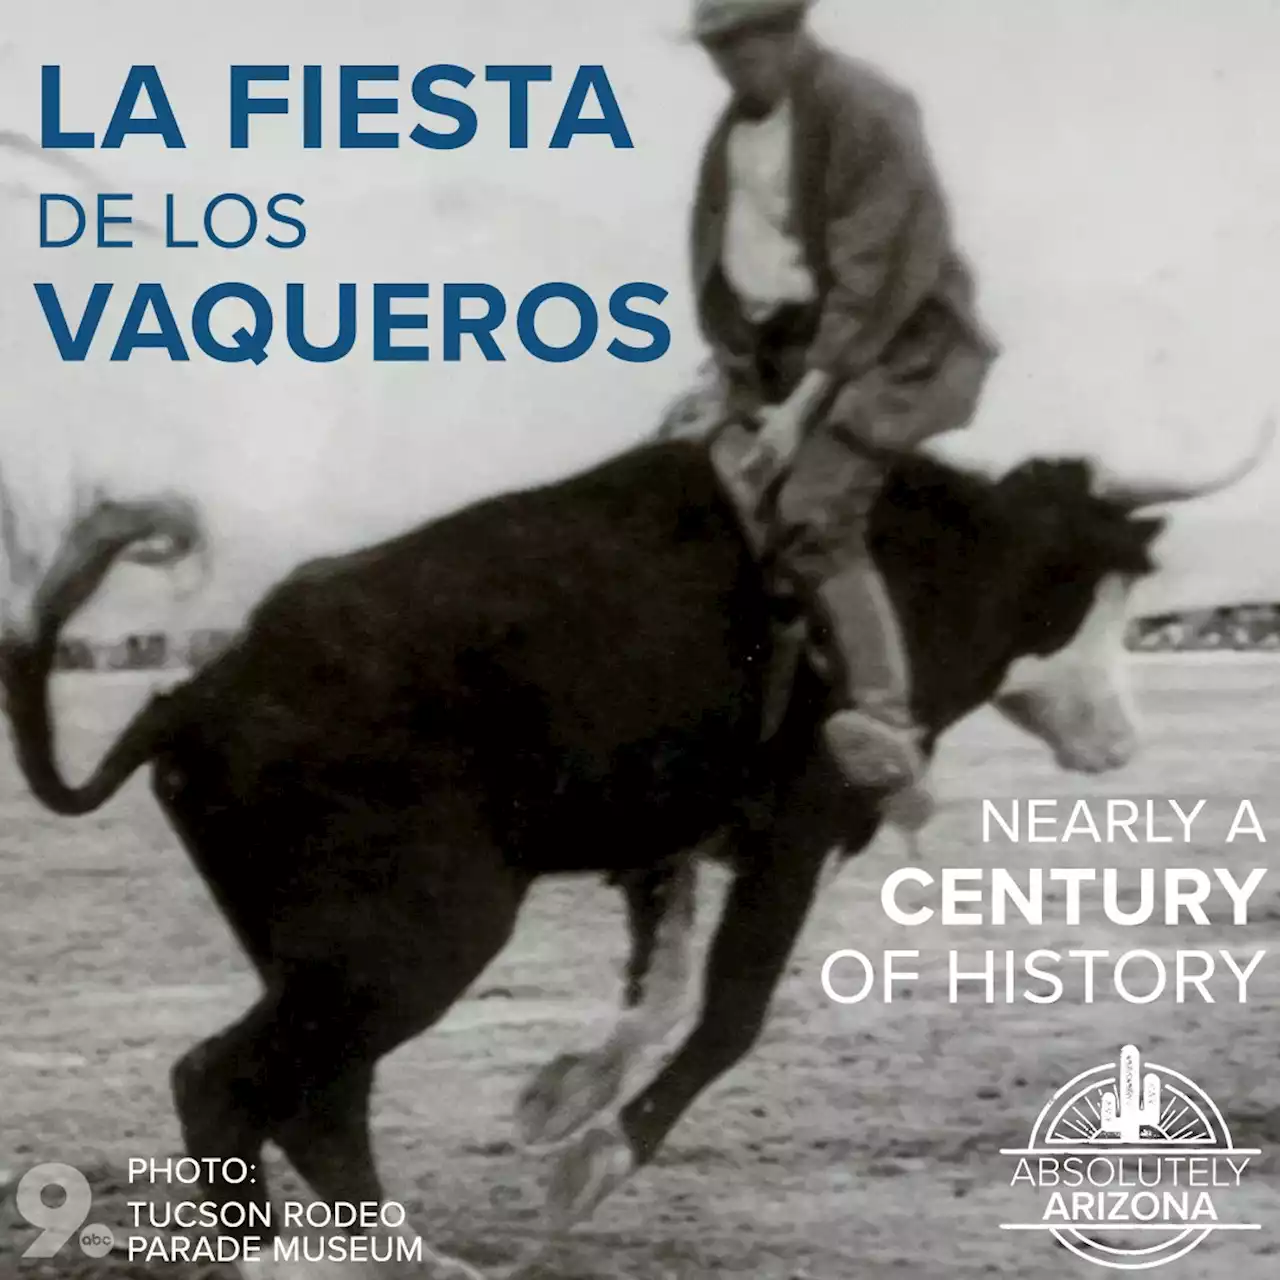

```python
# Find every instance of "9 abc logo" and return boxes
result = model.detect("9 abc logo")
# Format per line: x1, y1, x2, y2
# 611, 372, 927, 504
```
14, 1163, 116, 1259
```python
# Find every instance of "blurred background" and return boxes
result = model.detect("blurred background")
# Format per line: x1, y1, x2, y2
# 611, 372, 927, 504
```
1, 0, 1277, 643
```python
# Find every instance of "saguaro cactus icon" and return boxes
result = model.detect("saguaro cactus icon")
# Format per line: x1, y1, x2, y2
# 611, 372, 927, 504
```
1098, 1045, 1163, 1142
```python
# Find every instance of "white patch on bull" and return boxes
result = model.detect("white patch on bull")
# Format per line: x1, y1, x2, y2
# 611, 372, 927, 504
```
994, 572, 1142, 774
610, 856, 699, 1055
515, 857, 699, 1149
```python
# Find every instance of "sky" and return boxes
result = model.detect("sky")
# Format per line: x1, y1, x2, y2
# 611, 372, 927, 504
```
1, 0, 1278, 634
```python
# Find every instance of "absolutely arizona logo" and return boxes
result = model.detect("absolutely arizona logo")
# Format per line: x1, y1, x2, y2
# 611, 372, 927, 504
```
1000, 1044, 1260, 1270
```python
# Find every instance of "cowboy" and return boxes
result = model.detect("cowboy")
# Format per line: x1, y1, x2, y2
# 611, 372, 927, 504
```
687, 0, 1000, 802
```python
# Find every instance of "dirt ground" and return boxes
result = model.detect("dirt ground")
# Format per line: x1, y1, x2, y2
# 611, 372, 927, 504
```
2, 657, 1278, 1279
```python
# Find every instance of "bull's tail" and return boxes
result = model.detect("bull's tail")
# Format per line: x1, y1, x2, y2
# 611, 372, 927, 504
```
0, 474, 205, 815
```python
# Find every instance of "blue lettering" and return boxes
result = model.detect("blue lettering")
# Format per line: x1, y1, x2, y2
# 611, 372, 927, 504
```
34, 282, 112, 359
443, 284, 507, 361
517, 283, 597, 363
191, 284, 272, 364
287, 283, 357, 362
96, 194, 133, 248
303, 65, 322, 148
111, 284, 189, 361
550, 66, 632, 149
341, 66, 399, 148
374, 284, 431, 361
165, 194, 198, 248
230, 65, 289, 149
608, 283, 670, 363
102, 66, 185, 149
485, 65, 552, 149
40, 194, 86, 248
409, 65, 477, 150
40, 67, 94, 147
203, 193, 257, 249
266, 194, 307, 249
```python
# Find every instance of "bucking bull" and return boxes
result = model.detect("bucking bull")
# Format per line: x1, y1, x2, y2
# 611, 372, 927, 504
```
0, 417, 1272, 1279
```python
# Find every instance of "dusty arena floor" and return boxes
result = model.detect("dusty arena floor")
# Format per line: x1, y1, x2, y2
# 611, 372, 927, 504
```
2, 657, 1279, 1279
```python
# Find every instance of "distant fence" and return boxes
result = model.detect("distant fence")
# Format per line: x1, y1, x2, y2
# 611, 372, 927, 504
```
55, 629, 236, 673
1128, 604, 1280, 653
48, 606, 1280, 674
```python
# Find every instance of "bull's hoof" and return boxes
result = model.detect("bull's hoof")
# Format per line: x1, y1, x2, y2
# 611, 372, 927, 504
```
515, 1049, 625, 1150
823, 711, 925, 791
543, 1120, 637, 1234
880, 781, 936, 833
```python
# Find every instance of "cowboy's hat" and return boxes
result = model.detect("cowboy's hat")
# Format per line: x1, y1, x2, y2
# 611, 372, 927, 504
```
683, 0, 816, 43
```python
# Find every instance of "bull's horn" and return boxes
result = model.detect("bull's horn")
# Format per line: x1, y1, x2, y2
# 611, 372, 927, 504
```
1095, 415, 1277, 510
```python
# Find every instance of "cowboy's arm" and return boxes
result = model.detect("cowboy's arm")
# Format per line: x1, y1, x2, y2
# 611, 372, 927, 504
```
739, 89, 952, 471
804, 95, 949, 387
777, 366, 834, 423
754, 97, 948, 467
690, 112, 751, 375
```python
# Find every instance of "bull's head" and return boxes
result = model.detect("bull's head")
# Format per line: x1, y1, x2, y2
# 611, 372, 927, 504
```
989, 418, 1275, 774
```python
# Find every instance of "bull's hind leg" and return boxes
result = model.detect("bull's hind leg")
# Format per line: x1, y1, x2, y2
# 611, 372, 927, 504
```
177, 982, 513, 1280
242, 984, 496, 1280
515, 855, 699, 1148
169, 993, 283, 1225
168, 822, 527, 1280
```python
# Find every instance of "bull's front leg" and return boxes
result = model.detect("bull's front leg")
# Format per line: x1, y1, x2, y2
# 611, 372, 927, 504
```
537, 760, 875, 1235
540, 843, 824, 1232
515, 854, 700, 1149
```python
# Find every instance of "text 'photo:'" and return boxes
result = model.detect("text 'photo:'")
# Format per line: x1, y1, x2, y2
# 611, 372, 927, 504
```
0, 2, 1278, 1280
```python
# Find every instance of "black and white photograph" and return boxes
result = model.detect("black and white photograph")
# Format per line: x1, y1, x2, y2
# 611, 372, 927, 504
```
1, 2, 1277, 1277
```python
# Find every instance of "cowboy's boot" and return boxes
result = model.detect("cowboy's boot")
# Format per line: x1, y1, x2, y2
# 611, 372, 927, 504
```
815, 558, 928, 798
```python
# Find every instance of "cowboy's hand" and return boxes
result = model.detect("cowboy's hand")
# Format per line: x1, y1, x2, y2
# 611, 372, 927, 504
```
741, 404, 806, 478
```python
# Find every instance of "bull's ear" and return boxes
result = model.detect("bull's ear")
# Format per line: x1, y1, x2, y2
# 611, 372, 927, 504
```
1082, 514, 1167, 575
1132, 516, 1167, 545
1118, 515, 1168, 575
